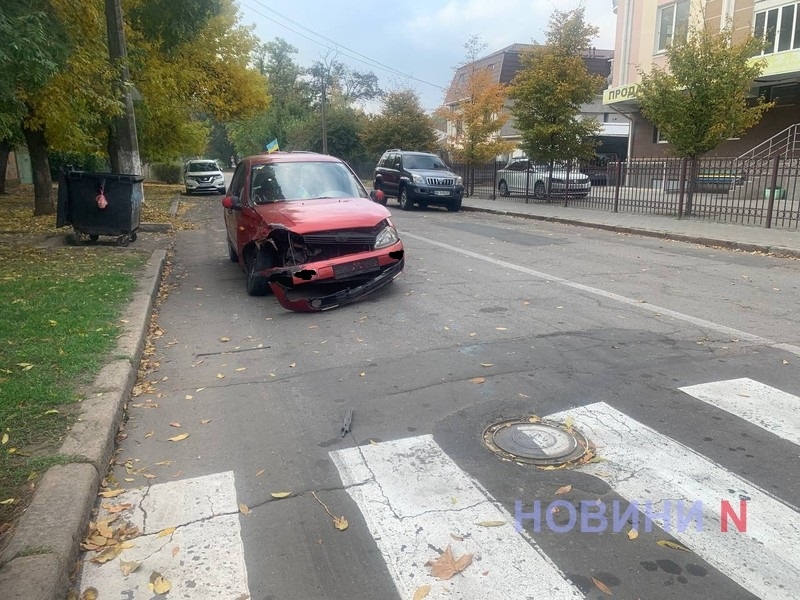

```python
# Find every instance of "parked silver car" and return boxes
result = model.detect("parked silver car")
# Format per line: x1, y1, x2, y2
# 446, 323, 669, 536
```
497, 158, 590, 199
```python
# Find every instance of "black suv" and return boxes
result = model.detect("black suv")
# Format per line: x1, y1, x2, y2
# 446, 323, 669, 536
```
373, 150, 464, 212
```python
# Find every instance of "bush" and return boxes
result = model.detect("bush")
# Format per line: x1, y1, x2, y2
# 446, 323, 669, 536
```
48, 151, 108, 179
150, 162, 183, 184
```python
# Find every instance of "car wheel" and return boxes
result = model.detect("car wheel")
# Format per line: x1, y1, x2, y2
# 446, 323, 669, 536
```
228, 240, 239, 263
533, 181, 546, 199
498, 180, 510, 196
245, 247, 273, 296
88, 234, 99, 242
447, 198, 462, 212
399, 187, 414, 211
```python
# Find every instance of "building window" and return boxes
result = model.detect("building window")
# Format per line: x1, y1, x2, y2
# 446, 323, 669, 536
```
655, 126, 669, 144
656, 1, 690, 52
754, 3, 800, 55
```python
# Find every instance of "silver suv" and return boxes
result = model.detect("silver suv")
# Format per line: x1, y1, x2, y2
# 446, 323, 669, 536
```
497, 158, 590, 199
183, 159, 226, 195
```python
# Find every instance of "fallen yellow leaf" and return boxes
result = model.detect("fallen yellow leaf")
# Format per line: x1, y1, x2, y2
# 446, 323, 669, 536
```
185, 395, 193, 400
80, 587, 99, 600
200, 419, 211, 425
628, 528, 639, 540
149, 573, 172, 595
120, 560, 140, 576
169, 422, 181, 428
555, 485, 572, 495
270, 491, 292, 499
476, 520, 505, 527
468, 377, 486, 384
412, 584, 432, 600
239, 503, 251, 516
333, 516, 348, 531
592, 577, 613, 596
480, 363, 493, 367
255, 469, 265, 477
220, 337, 231, 342
1, 433, 7, 445
495, 327, 508, 331
657, 539, 689, 551
144, 430, 154, 439
98, 489, 125, 498
428, 544, 473, 580
0, 498, 15, 505
216, 373, 225, 379
168, 433, 189, 442
157, 527, 176, 538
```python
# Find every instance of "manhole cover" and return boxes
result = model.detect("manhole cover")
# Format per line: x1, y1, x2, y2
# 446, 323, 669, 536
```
483, 418, 588, 466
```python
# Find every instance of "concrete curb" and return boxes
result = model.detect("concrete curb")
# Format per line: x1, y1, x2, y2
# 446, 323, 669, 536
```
0, 249, 167, 600
461, 204, 800, 259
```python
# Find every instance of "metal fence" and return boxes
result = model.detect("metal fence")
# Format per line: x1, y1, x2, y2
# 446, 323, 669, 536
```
450, 156, 800, 229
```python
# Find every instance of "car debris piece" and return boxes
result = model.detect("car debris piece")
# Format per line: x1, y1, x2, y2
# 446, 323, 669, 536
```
341, 409, 353, 437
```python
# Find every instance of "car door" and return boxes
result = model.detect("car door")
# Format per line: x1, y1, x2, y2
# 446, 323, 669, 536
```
383, 153, 401, 197
224, 163, 246, 252
507, 160, 528, 194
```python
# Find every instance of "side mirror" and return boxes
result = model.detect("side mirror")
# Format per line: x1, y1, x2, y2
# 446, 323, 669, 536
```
222, 196, 241, 210
370, 189, 386, 205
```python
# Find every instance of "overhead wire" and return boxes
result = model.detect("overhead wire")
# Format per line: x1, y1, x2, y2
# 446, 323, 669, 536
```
238, 0, 448, 92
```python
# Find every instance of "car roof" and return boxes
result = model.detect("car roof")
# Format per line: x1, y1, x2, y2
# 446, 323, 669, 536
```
248, 152, 343, 166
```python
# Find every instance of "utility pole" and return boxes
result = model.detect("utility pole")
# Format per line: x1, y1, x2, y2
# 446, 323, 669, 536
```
321, 68, 328, 155
105, 0, 141, 175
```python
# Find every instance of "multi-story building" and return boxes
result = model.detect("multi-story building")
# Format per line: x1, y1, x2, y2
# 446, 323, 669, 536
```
605, 0, 800, 158
441, 44, 626, 161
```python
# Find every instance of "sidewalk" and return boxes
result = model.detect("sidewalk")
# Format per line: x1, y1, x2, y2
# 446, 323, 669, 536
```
461, 196, 800, 258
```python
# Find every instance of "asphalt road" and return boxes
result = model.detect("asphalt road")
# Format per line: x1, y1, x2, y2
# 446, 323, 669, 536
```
75, 195, 800, 600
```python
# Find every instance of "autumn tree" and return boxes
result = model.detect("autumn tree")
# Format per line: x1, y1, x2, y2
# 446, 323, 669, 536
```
437, 36, 514, 193
127, 0, 269, 162
509, 7, 604, 198
362, 89, 438, 158
636, 25, 772, 215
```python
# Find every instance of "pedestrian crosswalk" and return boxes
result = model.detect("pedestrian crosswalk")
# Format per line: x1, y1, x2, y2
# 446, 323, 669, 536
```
331, 378, 800, 600
73, 377, 800, 600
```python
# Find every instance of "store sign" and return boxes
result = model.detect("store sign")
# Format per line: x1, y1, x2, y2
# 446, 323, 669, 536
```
604, 83, 639, 104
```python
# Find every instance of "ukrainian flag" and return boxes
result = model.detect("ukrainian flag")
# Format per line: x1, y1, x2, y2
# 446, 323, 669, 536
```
266, 139, 279, 153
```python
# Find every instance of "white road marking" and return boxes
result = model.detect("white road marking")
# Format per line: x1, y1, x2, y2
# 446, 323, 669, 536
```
403, 231, 800, 357
548, 402, 800, 600
79, 471, 250, 599
330, 435, 583, 600
680, 378, 800, 446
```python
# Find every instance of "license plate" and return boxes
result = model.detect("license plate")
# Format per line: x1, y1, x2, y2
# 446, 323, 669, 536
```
434, 190, 450, 196
333, 257, 380, 280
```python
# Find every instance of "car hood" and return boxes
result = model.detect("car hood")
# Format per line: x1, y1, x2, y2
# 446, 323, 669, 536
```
408, 169, 458, 178
255, 197, 390, 234
186, 170, 222, 177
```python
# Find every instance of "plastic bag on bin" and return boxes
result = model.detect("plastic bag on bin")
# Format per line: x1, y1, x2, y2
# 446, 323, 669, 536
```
96, 182, 108, 209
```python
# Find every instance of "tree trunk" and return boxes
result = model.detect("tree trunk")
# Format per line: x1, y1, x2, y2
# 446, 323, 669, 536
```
0, 139, 11, 194
685, 156, 698, 217
22, 125, 55, 216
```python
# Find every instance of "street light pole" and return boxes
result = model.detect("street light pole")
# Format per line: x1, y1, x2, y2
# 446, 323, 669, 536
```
105, 0, 141, 175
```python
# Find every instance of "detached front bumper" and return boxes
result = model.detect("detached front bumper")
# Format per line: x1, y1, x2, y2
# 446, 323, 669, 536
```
270, 257, 405, 312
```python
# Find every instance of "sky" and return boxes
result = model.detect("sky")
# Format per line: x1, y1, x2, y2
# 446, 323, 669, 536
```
236, 0, 618, 112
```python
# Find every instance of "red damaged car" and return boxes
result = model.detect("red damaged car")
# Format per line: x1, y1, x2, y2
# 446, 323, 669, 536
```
222, 152, 404, 311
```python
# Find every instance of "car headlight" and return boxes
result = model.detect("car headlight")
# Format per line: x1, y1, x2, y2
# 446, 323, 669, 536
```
375, 224, 399, 249
214, 175, 224, 181
411, 173, 425, 184
455, 175, 463, 185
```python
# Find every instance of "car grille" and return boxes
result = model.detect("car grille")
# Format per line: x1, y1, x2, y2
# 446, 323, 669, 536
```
301, 229, 379, 260
188, 175, 215, 183
426, 177, 454, 186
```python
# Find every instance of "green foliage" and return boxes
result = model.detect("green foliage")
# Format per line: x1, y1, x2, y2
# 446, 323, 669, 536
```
128, 0, 222, 53
150, 162, 183, 184
362, 89, 439, 158
48, 151, 108, 179
285, 107, 368, 164
509, 8, 603, 165
636, 26, 773, 158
